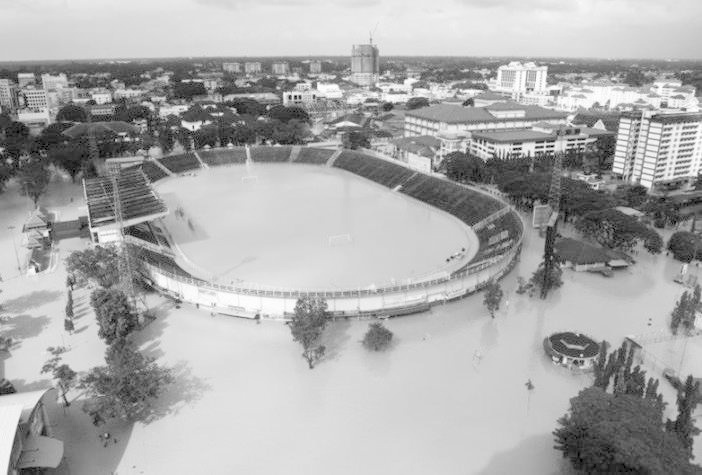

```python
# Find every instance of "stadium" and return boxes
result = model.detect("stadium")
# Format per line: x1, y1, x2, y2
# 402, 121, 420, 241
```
83, 146, 524, 319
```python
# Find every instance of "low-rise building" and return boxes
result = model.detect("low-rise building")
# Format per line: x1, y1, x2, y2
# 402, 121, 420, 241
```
17, 108, 51, 133
282, 84, 319, 107
90, 89, 112, 105
19, 87, 48, 110
387, 135, 441, 173
316, 83, 343, 100
404, 102, 569, 137
0, 388, 64, 474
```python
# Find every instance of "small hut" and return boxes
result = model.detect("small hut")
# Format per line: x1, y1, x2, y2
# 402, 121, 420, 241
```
22, 208, 50, 237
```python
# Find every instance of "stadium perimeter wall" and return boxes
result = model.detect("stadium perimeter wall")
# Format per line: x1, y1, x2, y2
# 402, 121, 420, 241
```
141, 146, 524, 319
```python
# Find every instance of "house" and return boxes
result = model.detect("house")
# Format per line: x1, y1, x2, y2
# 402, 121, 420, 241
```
554, 237, 629, 272
0, 388, 64, 474
387, 135, 441, 173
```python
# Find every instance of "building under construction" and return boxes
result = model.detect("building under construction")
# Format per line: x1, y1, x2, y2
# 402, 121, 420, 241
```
350, 42, 379, 87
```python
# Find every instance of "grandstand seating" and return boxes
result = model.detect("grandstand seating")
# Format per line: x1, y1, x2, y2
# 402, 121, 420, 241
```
140, 248, 200, 281
142, 161, 169, 182
125, 223, 159, 245
295, 148, 335, 165
158, 153, 202, 174
250, 146, 292, 162
333, 151, 416, 189
199, 148, 247, 167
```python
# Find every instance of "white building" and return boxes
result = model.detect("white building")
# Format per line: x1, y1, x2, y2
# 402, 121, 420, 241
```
316, 83, 343, 100
282, 84, 319, 107
113, 88, 145, 101
404, 102, 568, 137
40, 73, 68, 92
271, 62, 290, 75
244, 62, 262, 74
492, 62, 548, 98
158, 103, 190, 118
17, 73, 36, 88
17, 108, 52, 132
612, 111, 702, 190
90, 89, 112, 105
0, 78, 18, 112
223, 62, 242, 73
19, 87, 48, 110
469, 123, 611, 160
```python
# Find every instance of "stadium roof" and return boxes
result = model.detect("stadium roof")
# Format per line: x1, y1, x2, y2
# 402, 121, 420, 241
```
63, 121, 140, 139
405, 103, 567, 124
83, 167, 167, 229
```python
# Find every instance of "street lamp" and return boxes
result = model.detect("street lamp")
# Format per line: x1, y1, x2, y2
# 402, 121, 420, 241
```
7, 225, 21, 274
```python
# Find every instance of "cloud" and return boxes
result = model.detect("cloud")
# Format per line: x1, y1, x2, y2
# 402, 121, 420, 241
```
194, 0, 380, 9
454, 0, 578, 11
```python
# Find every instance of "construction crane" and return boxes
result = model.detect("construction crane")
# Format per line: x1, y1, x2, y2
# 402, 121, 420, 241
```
369, 22, 379, 45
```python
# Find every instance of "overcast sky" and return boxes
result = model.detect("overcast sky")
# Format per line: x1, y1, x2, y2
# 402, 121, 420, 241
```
0, 0, 700, 61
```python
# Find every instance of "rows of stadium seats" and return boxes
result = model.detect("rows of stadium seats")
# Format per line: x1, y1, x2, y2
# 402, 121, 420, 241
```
295, 148, 335, 165
158, 153, 202, 174
399, 175, 503, 227
125, 223, 159, 245
333, 151, 416, 189
140, 248, 200, 281
472, 213, 522, 261
141, 161, 169, 182
199, 148, 247, 167
250, 146, 292, 162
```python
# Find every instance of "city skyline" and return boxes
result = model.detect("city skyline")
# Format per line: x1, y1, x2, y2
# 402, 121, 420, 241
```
0, 0, 701, 61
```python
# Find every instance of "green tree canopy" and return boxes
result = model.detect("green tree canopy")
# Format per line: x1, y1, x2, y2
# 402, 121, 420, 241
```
554, 387, 698, 474
90, 288, 138, 344
56, 104, 89, 123
362, 322, 393, 351
288, 297, 328, 369
80, 341, 173, 424
65, 245, 121, 288
406, 97, 430, 110
17, 158, 50, 207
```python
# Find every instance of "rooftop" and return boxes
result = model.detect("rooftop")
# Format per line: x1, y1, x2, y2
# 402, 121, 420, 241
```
405, 103, 567, 125
471, 129, 554, 143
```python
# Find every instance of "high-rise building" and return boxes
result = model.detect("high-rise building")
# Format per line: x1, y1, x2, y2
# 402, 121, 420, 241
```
494, 62, 548, 98
19, 87, 48, 110
309, 60, 323, 74
0, 79, 19, 112
612, 111, 702, 190
244, 62, 262, 74
17, 73, 36, 88
223, 62, 242, 73
271, 61, 290, 75
41, 73, 68, 92
351, 42, 379, 87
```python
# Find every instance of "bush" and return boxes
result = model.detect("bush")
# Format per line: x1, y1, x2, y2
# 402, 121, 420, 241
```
362, 322, 393, 351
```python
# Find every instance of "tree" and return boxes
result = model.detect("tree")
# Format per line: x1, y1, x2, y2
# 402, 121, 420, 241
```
56, 104, 89, 123
592, 340, 610, 390
381, 102, 394, 112
90, 288, 138, 344
362, 322, 393, 351
66, 246, 121, 288
80, 341, 173, 424
288, 297, 328, 369
667, 375, 702, 458
41, 346, 76, 407
406, 97, 429, 110
342, 130, 371, 150
267, 105, 309, 123
173, 81, 206, 100
576, 208, 662, 254
529, 262, 563, 297
0, 162, 13, 194
157, 127, 175, 153
483, 280, 503, 318
49, 142, 89, 182
17, 158, 50, 207
443, 152, 485, 183
668, 232, 700, 262
554, 387, 697, 474
3, 121, 30, 161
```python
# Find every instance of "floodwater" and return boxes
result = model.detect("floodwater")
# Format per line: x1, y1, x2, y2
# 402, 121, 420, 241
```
156, 164, 476, 289
3, 175, 702, 474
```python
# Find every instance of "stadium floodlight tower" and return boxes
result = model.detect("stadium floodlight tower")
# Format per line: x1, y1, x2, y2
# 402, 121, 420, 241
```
540, 152, 563, 299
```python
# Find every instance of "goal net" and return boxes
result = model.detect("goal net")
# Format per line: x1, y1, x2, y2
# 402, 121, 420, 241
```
328, 233, 353, 246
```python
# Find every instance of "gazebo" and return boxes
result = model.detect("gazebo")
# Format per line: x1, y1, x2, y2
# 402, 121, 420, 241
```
543, 332, 600, 369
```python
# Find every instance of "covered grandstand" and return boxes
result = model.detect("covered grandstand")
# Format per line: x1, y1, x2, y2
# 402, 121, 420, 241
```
83, 167, 168, 243
96, 146, 523, 318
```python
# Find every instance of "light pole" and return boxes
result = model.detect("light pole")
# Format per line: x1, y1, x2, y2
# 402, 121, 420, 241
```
7, 225, 21, 274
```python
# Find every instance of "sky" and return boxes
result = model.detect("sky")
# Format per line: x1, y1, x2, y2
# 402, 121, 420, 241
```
0, 0, 700, 61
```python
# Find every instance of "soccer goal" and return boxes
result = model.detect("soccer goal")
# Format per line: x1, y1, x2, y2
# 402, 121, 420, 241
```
328, 233, 353, 246
241, 175, 258, 184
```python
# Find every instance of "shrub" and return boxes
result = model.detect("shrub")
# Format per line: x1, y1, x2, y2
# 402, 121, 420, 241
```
362, 322, 393, 351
